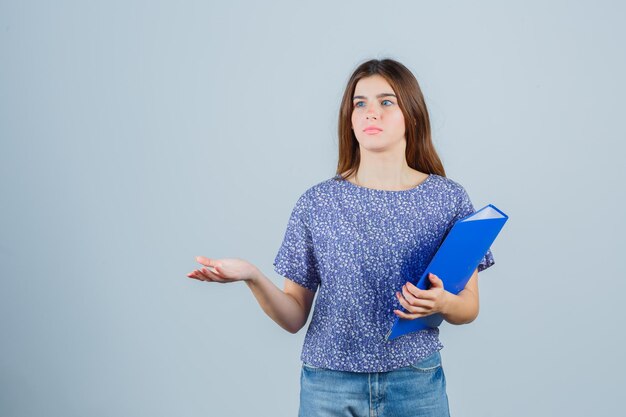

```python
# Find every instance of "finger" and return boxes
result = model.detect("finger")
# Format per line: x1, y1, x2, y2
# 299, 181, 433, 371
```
196, 256, 216, 268
428, 273, 445, 289
197, 267, 216, 280
396, 292, 413, 312
413, 298, 435, 311
409, 284, 438, 301
406, 282, 438, 300
199, 267, 228, 283
394, 309, 427, 320
396, 292, 431, 314
190, 270, 209, 281
402, 284, 420, 303
403, 282, 423, 299
398, 291, 433, 310
187, 270, 201, 279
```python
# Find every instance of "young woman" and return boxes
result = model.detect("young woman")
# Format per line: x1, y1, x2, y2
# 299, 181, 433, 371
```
187, 58, 495, 417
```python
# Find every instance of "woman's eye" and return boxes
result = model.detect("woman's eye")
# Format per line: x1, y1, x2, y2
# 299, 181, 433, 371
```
353, 100, 394, 108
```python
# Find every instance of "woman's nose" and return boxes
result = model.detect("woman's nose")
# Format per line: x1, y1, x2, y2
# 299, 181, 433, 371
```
366, 106, 379, 119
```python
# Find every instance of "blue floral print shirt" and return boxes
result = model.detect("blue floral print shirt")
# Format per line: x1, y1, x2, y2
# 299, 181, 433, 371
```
273, 173, 495, 372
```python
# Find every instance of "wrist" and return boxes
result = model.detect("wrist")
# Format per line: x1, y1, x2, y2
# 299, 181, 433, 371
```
246, 266, 262, 285
439, 291, 454, 316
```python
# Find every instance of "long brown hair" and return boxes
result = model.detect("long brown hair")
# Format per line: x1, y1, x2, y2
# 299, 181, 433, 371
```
335, 58, 446, 180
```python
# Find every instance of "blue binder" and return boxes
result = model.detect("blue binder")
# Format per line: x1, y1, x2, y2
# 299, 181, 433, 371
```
386, 203, 509, 340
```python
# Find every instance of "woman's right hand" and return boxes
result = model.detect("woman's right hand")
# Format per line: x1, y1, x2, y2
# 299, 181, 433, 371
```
186, 256, 259, 284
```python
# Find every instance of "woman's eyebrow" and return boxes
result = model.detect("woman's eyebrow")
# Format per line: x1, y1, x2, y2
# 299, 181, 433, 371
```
353, 93, 397, 100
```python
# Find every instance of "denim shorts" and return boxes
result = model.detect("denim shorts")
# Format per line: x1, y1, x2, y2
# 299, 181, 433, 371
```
299, 350, 450, 417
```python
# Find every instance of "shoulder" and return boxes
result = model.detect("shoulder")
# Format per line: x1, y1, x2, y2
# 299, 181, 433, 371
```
428, 173, 464, 191
297, 175, 343, 201
287, 175, 339, 218
426, 174, 469, 200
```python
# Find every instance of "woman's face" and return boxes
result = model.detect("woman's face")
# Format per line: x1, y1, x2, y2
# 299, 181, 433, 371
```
351, 75, 406, 151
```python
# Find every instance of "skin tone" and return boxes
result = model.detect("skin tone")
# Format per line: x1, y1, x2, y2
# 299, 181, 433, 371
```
347, 74, 429, 191
186, 74, 480, 333
346, 74, 479, 323
187, 257, 312, 334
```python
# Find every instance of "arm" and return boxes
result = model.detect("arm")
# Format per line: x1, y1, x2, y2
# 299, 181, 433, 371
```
245, 268, 316, 334
189, 257, 315, 334
394, 268, 480, 325
440, 268, 480, 325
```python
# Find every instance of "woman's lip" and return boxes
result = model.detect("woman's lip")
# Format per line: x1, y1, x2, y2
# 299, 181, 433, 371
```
364, 128, 383, 134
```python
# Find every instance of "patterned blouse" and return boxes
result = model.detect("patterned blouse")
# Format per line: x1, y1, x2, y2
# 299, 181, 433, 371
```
273, 173, 495, 372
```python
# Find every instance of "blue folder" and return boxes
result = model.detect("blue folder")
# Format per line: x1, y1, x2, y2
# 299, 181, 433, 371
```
386, 203, 509, 340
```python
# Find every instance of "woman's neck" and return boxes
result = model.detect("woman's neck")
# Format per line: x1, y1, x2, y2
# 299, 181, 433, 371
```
344, 166, 428, 191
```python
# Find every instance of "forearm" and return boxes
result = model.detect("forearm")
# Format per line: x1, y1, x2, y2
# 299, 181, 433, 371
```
245, 269, 307, 334
440, 289, 479, 325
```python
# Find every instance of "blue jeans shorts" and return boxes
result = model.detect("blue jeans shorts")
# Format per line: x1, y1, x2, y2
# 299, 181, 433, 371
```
299, 350, 450, 417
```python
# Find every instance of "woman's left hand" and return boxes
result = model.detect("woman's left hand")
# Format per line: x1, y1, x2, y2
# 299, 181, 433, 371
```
394, 273, 451, 319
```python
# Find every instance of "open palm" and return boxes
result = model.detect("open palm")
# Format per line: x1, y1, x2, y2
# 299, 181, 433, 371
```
186, 256, 258, 284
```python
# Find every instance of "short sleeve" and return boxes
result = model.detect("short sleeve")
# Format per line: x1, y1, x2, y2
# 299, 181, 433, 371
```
453, 186, 496, 273
273, 192, 321, 292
